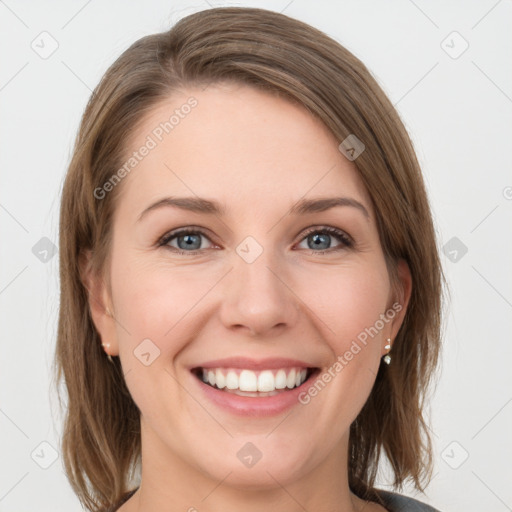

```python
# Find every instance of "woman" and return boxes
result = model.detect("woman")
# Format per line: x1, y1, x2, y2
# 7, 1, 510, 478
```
54, 7, 444, 512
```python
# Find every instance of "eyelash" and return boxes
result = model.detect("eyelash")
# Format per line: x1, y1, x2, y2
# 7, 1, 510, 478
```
157, 226, 354, 256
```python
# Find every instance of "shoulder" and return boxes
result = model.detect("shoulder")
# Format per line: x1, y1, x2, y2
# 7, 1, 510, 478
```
374, 488, 443, 512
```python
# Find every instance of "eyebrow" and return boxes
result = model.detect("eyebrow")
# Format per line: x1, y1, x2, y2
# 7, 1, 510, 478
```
137, 195, 370, 221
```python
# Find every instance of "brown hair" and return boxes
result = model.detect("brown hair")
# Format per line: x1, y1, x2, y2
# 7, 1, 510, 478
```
54, 6, 444, 511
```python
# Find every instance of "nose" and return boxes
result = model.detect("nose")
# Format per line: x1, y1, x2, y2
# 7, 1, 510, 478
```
219, 245, 300, 337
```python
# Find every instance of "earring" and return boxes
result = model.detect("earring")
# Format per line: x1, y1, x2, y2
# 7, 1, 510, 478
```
102, 342, 114, 364
383, 338, 392, 365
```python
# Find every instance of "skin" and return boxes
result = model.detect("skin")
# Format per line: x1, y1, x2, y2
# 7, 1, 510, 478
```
85, 82, 412, 512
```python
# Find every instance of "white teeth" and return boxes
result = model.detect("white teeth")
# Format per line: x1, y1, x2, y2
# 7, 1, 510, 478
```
286, 369, 296, 389
215, 368, 226, 389
239, 370, 257, 391
198, 367, 309, 393
275, 369, 287, 389
226, 370, 238, 390
257, 370, 275, 392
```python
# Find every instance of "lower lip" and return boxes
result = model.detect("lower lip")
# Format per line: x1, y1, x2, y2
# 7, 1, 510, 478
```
192, 371, 316, 417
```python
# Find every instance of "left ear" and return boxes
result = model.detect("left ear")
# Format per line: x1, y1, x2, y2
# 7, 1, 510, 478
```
79, 249, 119, 357
386, 259, 412, 343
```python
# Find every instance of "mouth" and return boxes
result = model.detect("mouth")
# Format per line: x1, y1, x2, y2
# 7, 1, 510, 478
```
191, 366, 319, 397
189, 356, 322, 416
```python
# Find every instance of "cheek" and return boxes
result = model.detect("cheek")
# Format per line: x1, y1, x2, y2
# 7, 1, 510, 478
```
295, 261, 389, 415
110, 254, 223, 356
109, 258, 205, 419
296, 260, 391, 349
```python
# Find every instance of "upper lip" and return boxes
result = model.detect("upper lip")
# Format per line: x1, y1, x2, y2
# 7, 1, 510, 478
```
191, 357, 315, 371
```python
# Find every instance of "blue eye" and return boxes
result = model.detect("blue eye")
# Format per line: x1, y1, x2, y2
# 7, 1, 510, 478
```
159, 229, 213, 254
297, 226, 353, 252
159, 226, 353, 255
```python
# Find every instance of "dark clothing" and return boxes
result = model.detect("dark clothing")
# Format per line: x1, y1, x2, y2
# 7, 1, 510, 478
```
377, 489, 442, 511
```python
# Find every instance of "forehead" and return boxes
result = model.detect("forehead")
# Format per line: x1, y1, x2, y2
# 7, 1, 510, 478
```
115, 83, 372, 220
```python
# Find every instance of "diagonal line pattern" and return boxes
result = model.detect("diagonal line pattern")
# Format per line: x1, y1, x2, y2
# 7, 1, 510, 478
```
0, 409, 29, 439
0, 266, 28, 296
61, 0, 93, 29
0, 203, 29, 233
0, 472, 29, 502
470, 204, 499, 233
266, 470, 310, 511
0, 0, 29, 28
471, 266, 512, 309
0, 62, 29, 92
408, 0, 439, 28
393, 62, 439, 108
61, 61, 93, 92
280, 0, 295, 14
472, 61, 512, 104
472, 0, 503, 30
200, 471, 233, 501
471, 471, 512, 510
265, 408, 295, 438
471, 397, 512, 439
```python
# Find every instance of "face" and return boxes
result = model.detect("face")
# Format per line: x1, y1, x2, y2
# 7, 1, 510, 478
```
88, 82, 411, 491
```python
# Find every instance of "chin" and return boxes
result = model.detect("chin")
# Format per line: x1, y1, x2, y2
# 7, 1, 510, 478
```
197, 440, 314, 490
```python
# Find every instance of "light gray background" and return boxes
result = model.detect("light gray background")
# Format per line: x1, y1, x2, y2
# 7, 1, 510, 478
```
1, 1, 511, 511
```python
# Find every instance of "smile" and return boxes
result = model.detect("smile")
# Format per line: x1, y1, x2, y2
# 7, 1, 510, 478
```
189, 357, 320, 415
193, 367, 313, 395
